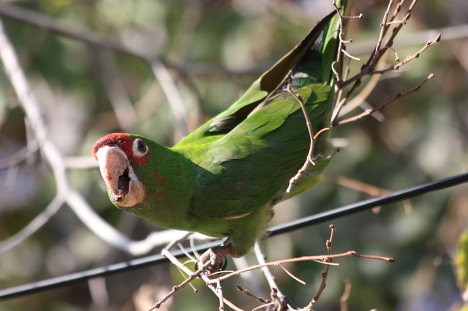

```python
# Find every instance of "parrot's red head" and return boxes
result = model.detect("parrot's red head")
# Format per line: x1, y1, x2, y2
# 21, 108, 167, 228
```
93, 133, 151, 208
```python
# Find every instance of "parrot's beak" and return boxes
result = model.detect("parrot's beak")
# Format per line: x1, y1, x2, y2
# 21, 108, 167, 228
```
95, 145, 146, 207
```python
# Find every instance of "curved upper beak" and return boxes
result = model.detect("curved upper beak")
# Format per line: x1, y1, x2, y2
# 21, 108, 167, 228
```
95, 145, 146, 207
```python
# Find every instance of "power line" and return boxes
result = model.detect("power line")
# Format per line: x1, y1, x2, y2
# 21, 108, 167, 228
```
1, 172, 467, 300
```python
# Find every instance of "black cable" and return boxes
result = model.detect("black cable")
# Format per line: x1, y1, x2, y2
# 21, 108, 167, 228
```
1, 172, 467, 300
269, 172, 468, 235
0, 240, 221, 300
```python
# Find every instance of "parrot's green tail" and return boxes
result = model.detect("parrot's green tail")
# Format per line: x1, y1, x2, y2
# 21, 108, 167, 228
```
280, 0, 352, 93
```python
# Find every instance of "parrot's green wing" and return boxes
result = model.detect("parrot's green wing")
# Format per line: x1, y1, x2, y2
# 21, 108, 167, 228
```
174, 10, 337, 148
188, 85, 333, 219
173, 8, 347, 219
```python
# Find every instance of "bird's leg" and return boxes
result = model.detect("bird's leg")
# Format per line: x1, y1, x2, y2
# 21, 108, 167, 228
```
198, 245, 232, 275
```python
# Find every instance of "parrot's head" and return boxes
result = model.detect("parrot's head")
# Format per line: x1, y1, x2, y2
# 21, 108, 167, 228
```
93, 133, 151, 208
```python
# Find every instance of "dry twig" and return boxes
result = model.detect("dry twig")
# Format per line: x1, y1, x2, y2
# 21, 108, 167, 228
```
335, 73, 434, 126
340, 279, 352, 311
0, 17, 135, 251
304, 224, 337, 310
274, 86, 330, 204
217, 250, 393, 283
331, 0, 440, 125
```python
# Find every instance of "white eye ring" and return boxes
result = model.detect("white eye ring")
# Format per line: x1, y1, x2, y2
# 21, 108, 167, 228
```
132, 138, 148, 157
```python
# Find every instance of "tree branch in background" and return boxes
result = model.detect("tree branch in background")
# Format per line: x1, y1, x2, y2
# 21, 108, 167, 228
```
331, 0, 441, 126
0, 16, 135, 251
0, 5, 190, 136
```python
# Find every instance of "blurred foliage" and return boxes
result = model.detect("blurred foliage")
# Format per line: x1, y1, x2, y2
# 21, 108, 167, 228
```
456, 231, 468, 296
0, 0, 467, 310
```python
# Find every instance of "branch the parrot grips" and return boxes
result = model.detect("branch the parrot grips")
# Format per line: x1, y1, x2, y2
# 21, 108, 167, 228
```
93, 2, 351, 275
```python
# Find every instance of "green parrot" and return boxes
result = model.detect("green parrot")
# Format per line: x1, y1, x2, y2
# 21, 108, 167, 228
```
93, 2, 351, 271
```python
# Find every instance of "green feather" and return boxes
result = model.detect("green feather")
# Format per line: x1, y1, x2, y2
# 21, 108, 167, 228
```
95, 0, 353, 258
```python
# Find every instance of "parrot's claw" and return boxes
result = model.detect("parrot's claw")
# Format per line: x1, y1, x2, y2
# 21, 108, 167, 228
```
198, 245, 232, 275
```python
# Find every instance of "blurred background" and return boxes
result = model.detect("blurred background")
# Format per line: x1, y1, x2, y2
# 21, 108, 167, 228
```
0, 0, 467, 310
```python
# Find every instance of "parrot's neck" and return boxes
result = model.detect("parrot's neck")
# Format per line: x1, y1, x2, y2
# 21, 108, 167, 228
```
123, 144, 198, 229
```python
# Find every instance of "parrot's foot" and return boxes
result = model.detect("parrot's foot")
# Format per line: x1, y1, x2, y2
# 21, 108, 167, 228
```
198, 245, 232, 275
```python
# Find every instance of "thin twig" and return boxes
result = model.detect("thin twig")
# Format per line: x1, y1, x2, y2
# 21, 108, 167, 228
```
156, 236, 246, 310
0, 5, 189, 136
236, 285, 270, 304
149, 59, 189, 136
148, 260, 210, 310
337, 50, 389, 117
372, 34, 441, 75
335, 73, 434, 125
253, 243, 285, 298
98, 50, 139, 133
216, 279, 224, 311
305, 224, 336, 309
332, 0, 440, 127
0, 139, 39, 170
327, 175, 391, 197
0, 193, 64, 253
218, 251, 393, 282
0, 17, 135, 251
161, 237, 195, 277
274, 86, 329, 204
206, 283, 244, 311
340, 279, 352, 311
151, 235, 215, 310
279, 263, 306, 285
350, 24, 468, 55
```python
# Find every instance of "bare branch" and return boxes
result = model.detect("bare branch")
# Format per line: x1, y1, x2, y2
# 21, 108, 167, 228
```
305, 224, 336, 310
218, 251, 393, 282
274, 87, 330, 204
336, 73, 435, 125
236, 285, 270, 304
98, 50, 139, 133
0, 139, 39, 170
0, 5, 190, 136
0, 193, 63, 253
340, 279, 352, 311
332, 0, 440, 127
0, 17, 135, 250
253, 243, 285, 298
148, 59, 189, 136
372, 34, 441, 75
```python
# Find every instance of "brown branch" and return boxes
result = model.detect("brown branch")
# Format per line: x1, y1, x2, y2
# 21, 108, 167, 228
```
305, 224, 336, 310
372, 34, 441, 75
218, 251, 393, 282
0, 5, 164, 63
0, 139, 39, 170
337, 50, 389, 118
332, 0, 440, 127
274, 87, 331, 205
327, 175, 391, 197
335, 73, 435, 126
148, 264, 207, 311
236, 285, 270, 304
207, 283, 244, 311
340, 279, 352, 311
253, 243, 285, 299
0, 12, 135, 251
374, 0, 395, 55
273, 86, 315, 203
0, 5, 190, 136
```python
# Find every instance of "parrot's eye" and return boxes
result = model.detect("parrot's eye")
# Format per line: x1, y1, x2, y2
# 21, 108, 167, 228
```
133, 138, 148, 157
